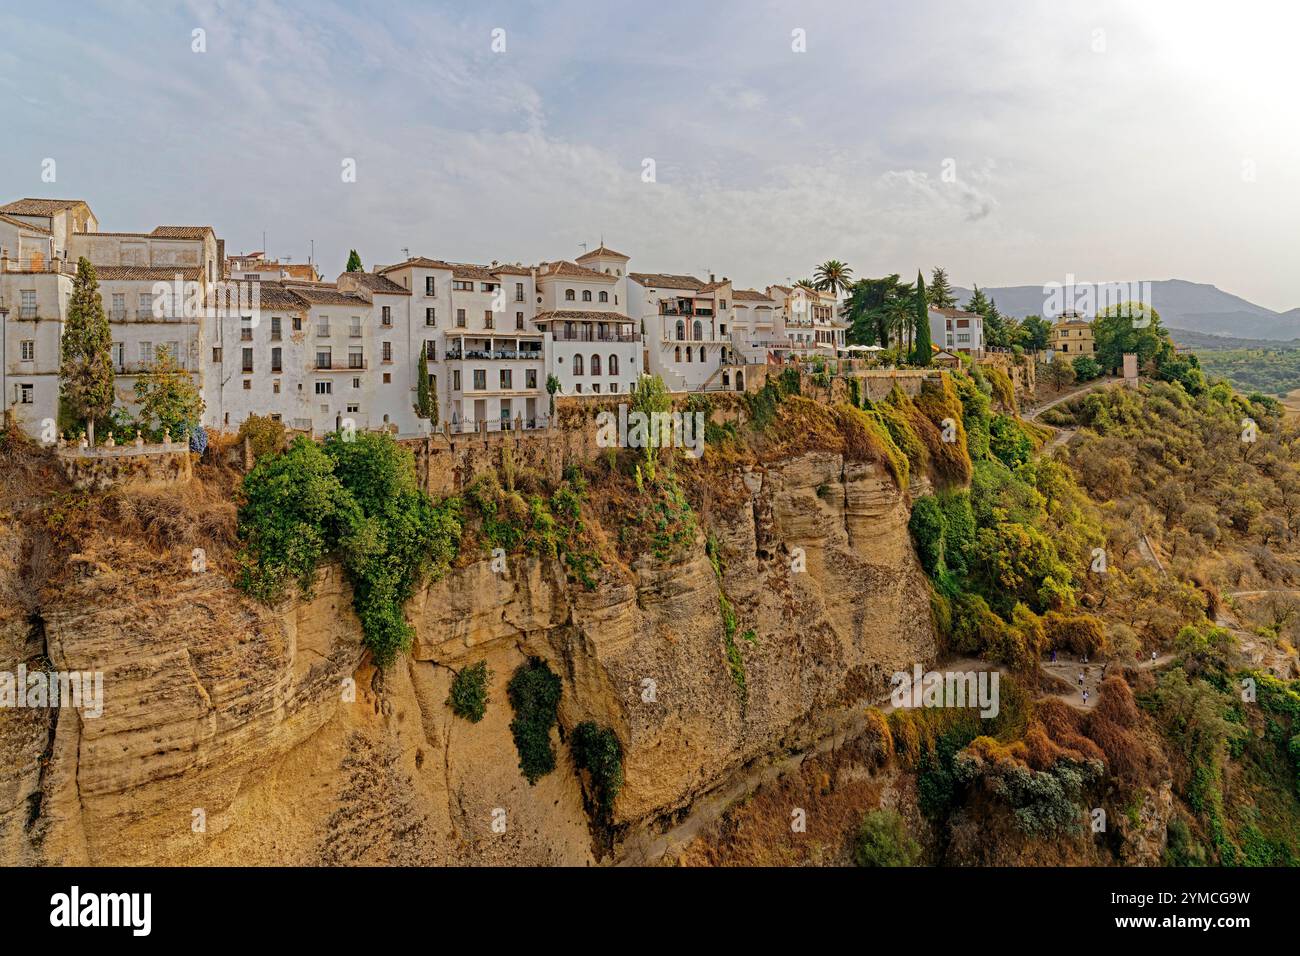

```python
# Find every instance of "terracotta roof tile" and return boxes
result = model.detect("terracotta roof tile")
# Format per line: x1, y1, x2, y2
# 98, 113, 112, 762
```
150, 226, 214, 240
0, 198, 90, 216
533, 310, 632, 322
733, 289, 775, 303
92, 266, 202, 282
575, 244, 630, 261
536, 260, 617, 282
339, 271, 411, 296
628, 272, 705, 290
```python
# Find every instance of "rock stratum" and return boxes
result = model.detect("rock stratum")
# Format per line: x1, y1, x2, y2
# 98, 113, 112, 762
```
0, 446, 936, 866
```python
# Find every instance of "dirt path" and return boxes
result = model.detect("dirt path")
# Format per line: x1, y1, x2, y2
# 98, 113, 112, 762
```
1023, 376, 1119, 422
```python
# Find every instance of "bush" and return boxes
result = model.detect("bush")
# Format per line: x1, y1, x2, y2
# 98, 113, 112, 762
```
571, 721, 624, 813
1072, 355, 1101, 382
238, 414, 286, 461
507, 658, 563, 784
853, 810, 922, 866
447, 661, 491, 722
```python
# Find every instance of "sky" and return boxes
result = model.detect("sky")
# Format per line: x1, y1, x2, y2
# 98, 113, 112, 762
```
2, 0, 1297, 311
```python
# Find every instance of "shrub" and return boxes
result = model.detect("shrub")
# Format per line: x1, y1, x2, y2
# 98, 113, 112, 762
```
238, 414, 286, 461
571, 721, 624, 812
507, 658, 563, 784
852, 810, 922, 867
1043, 612, 1108, 657
1072, 355, 1102, 382
447, 661, 492, 722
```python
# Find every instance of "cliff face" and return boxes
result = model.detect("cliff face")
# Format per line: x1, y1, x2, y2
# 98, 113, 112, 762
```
1, 448, 936, 866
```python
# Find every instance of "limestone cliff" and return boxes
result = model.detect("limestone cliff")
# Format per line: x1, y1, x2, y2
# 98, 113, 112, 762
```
0, 444, 936, 866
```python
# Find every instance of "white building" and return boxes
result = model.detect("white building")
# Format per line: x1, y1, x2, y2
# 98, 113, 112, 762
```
535, 249, 639, 398
928, 306, 985, 357
627, 272, 735, 391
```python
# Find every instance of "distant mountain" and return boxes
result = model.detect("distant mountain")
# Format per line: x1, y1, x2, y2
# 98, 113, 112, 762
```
1165, 328, 1300, 351
947, 279, 1300, 341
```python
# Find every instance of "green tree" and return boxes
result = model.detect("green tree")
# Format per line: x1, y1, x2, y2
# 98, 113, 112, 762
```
928, 267, 957, 309
983, 298, 1011, 348
345, 249, 363, 272
842, 275, 915, 347
1071, 355, 1101, 382
546, 373, 561, 419
1093, 302, 1171, 374
415, 349, 438, 428
814, 259, 854, 296
1017, 315, 1052, 352
912, 271, 932, 365
59, 257, 115, 445
853, 810, 922, 866
134, 344, 204, 442
964, 285, 991, 317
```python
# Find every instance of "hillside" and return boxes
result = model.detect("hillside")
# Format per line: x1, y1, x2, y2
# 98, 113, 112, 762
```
951, 280, 1300, 340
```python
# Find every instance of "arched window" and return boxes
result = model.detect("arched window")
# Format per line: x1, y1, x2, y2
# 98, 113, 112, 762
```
675, 320, 685, 341
608, 354, 619, 375
591, 354, 601, 375
693, 320, 703, 340
599, 291, 608, 303
565, 289, 576, 301
582, 290, 592, 302
686, 346, 693, 363
674, 346, 681, 362
573, 354, 584, 375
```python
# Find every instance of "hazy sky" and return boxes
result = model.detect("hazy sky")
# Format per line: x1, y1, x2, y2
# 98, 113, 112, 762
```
2, 0, 1297, 310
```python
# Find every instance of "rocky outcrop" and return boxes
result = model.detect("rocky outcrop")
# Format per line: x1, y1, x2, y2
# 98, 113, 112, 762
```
2, 448, 936, 865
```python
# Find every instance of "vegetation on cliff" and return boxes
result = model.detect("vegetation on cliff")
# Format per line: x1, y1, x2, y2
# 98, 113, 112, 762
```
235, 431, 462, 665
508, 658, 563, 784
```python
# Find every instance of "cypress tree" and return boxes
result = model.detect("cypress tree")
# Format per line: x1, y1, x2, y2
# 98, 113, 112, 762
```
415, 348, 437, 428
345, 249, 363, 272
59, 257, 115, 445
912, 271, 932, 366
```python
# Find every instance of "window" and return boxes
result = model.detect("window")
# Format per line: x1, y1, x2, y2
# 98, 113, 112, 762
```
111, 293, 126, 318
352, 377, 361, 389
686, 346, 693, 362
516, 311, 524, 330
675, 320, 685, 340
452, 280, 473, 291
526, 369, 537, 389
19, 384, 33, 404
241, 317, 252, 341
573, 354, 585, 375
316, 347, 332, 369
273, 381, 281, 394
137, 293, 152, 318
271, 316, 281, 340
591, 354, 601, 376
582, 290, 592, 302
382, 341, 392, 362
292, 316, 302, 331
315, 381, 331, 395
721, 300, 727, 310
515, 282, 524, 302
425, 276, 436, 295
139, 341, 153, 365
317, 317, 330, 337
472, 369, 486, 390
349, 349, 364, 369
608, 354, 619, 375
453, 370, 461, 390
242, 379, 251, 390
599, 291, 608, 303
699, 347, 706, 362
674, 346, 681, 362
425, 340, 436, 359
500, 369, 512, 389
212, 347, 222, 363
242, 348, 254, 372
565, 289, 576, 301
593, 383, 601, 394
480, 282, 496, 293
693, 320, 703, 340
382, 372, 392, 383
426, 307, 436, 326
456, 309, 466, 327
20, 290, 36, 318
20, 340, 34, 361
113, 342, 124, 368
270, 412, 281, 421
350, 316, 362, 337
381, 306, 392, 326
346, 403, 359, 414
484, 310, 494, 330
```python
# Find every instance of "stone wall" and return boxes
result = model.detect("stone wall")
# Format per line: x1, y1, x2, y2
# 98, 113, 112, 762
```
56, 443, 193, 491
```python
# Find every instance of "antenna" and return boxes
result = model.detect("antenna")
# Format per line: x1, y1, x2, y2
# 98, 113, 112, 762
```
579, 242, 589, 254
401, 246, 410, 260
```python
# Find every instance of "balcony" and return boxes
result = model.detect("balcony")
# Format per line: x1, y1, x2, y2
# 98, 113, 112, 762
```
315, 360, 366, 371
445, 348, 544, 361
550, 328, 640, 343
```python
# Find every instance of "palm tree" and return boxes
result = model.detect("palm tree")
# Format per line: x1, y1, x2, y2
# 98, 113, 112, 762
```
814, 260, 854, 296
887, 298, 913, 356
794, 277, 818, 292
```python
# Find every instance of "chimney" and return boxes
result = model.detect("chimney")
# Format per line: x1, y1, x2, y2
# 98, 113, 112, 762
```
709, 273, 715, 283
